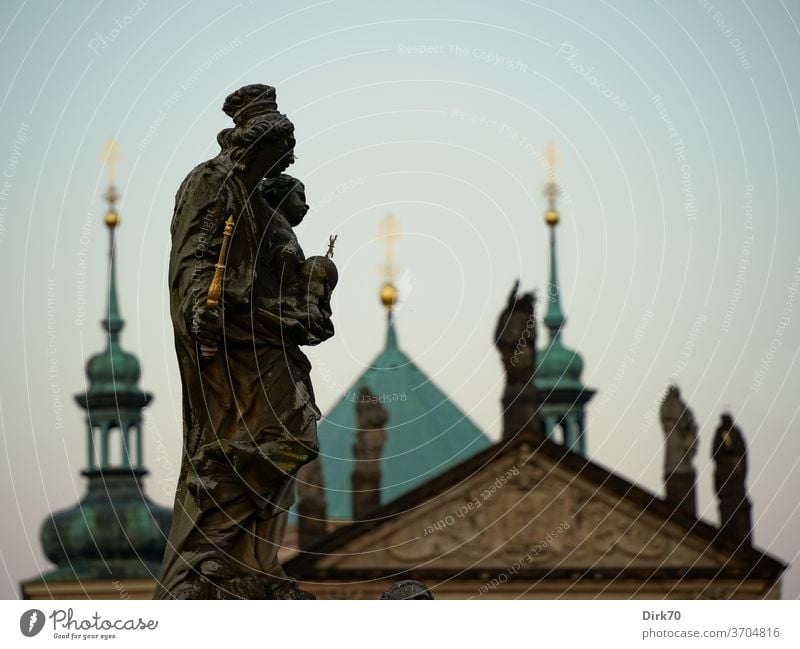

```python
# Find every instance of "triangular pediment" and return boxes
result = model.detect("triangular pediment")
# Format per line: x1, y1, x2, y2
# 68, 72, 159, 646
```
313, 439, 743, 573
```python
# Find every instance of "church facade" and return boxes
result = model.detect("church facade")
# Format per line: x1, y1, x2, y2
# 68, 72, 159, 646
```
285, 169, 785, 599
287, 430, 783, 599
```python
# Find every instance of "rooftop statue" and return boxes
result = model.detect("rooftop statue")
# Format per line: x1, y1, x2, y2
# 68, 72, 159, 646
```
659, 384, 698, 477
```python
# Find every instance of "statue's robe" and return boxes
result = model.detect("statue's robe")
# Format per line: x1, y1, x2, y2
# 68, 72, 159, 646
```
154, 157, 325, 599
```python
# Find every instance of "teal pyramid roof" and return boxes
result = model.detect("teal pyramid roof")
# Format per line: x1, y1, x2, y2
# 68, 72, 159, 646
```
313, 313, 491, 520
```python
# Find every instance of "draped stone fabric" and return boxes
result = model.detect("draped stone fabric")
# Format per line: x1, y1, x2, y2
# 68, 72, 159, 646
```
155, 146, 331, 599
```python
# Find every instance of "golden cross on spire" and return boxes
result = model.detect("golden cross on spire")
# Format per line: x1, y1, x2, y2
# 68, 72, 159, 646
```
101, 139, 121, 184
542, 142, 561, 226
100, 140, 121, 227
378, 213, 401, 282
543, 141, 560, 183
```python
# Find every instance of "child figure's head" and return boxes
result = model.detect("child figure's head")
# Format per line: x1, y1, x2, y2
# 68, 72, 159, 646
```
260, 173, 309, 226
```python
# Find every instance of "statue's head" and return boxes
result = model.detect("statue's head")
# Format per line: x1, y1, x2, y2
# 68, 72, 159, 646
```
260, 174, 308, 226
713, 412, 746, 457
217, 84, 296, 178
494, 281, 536, 376
660, 385, 682, 433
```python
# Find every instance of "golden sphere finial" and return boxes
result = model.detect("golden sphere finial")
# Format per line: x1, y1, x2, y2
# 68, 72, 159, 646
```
380, 282, 398, 310
545, 209, 559, 226
104, 210, 119, 228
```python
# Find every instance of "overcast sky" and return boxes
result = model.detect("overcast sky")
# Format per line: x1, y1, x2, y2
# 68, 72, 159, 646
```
0, 0, 798, 599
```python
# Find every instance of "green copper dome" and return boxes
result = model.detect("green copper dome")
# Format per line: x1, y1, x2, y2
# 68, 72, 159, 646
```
310, 314, 491, 520
25, 181, 171, 588
536, 338, 585, 391
40, 471, 171, 581
86, 344, 142, 396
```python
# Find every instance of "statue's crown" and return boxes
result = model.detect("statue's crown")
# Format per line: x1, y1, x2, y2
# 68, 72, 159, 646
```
223, 84, 278, 125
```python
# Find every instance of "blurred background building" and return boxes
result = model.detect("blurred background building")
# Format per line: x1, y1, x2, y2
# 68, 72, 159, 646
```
21, 148, 785, 600
21, 150, 170, 599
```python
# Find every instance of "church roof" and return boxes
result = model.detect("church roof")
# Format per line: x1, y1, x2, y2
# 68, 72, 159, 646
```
315, 313, 492, 520
287, 431, 785, 597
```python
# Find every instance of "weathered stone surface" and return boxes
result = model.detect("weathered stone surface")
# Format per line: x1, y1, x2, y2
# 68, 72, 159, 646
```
155, 84, 336, 599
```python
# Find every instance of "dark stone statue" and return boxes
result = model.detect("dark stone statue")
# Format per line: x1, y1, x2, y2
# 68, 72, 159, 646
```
712, 413, 752, 547
351, 386, 388, 520
494, 281, 542, 440
380, 580, 434, 600
295, 458, 327, 549
659, 385, 698, 517
154, 84, 336, 599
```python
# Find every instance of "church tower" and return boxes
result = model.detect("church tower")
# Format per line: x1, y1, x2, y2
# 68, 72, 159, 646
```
22, 143, 171, 599
295, 215, 491, 530
534, 145, 595, 455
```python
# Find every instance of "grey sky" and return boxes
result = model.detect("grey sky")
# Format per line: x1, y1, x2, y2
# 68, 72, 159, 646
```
0, 0, 798, 598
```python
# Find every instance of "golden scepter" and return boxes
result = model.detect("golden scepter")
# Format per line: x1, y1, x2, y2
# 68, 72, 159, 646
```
201, 215, 235, 359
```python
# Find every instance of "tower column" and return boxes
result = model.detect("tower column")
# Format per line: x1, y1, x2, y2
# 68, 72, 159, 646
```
99, 421, 110, 468
86, 419, 95, 470
136, 422, 143, 470
564, 412, 576, 449
121, 419, 131, 468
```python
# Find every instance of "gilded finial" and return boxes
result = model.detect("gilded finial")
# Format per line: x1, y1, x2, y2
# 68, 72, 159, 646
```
378, 213, 401, 311
543, 142, 560, 226
100, 140, 121, 229
101, 140, 121, 184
